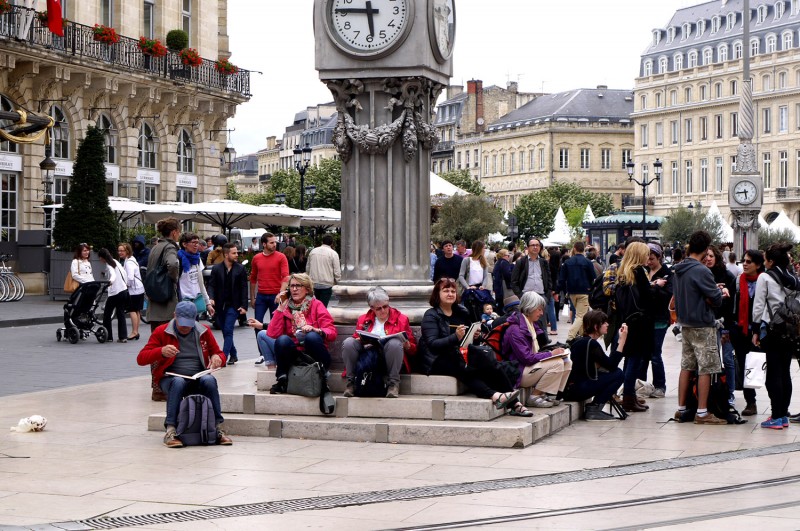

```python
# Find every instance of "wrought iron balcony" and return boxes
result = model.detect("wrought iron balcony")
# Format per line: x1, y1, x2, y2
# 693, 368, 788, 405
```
0, 6, 250, 99
432, 141, 455, 154
622, 196, 655, 208
776, 187, 800, 201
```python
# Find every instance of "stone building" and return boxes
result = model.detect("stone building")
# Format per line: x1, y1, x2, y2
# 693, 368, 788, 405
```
474, 87, 635, 212
0, 0, 250, 242
256, 135, 282, 188
227, 154, 260, 194
634, 0, 800, 224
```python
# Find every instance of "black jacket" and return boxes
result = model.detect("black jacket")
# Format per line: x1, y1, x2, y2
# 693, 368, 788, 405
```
510, 255, 552, 299
208, 261, 249, 310
419, 304, 471, 374
614, 266, 656, 358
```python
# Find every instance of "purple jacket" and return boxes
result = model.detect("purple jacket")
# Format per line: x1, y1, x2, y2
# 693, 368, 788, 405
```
501, 312, 553, 386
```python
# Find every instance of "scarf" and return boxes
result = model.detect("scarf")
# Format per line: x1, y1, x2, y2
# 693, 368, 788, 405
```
288, 295, 314, 331
523, 313, 540, 355
177, 249, 201, 273
738, 272, 761, 333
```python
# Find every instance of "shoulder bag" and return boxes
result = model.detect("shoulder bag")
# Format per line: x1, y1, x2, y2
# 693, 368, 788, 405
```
64, 270, 79, 293
144, 244, 173, 303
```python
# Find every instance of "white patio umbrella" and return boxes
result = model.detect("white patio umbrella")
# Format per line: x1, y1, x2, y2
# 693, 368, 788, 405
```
178, 200, 303, 232
297, 207, 341, 228
140, 201, 195, 224
41, 197, 162, 224
430, 172, 469, 196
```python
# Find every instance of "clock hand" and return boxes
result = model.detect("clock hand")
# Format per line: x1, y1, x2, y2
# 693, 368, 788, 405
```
365, 1, 375, 37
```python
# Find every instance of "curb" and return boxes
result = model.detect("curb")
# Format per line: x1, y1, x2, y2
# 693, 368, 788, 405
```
0, 315, 63, 329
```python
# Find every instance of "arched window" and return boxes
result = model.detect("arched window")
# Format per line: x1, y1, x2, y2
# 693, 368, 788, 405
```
718, 44, 728, 62
763, 74, 772, 91
674, 53, 684, 70
757, 4, 768, 23
776, 1, 785, 18
751, 38, 760, 56
687, 50, 698, 67
0, 96, 18, 153
97, 113, 117, 164
137, 122, 158, 169
50, 105, 70, 159
702, 47, 713, 64
658, 56, 668, 73
766, 34, 777, 53
783, 30, 793, 49
711, 15, 721, 33
176, 129, 194, 174
643, 60, 653, 76
733, 41, 743, 59
667, 26, 676, 43
682, 23, 692, 40
778, 70, 787, 88
726, 12, 736, 30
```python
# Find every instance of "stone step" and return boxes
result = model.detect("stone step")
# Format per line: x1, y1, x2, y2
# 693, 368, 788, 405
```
219, 392, 505, 421
256, 370, 465, 396
148, 402, 578, 448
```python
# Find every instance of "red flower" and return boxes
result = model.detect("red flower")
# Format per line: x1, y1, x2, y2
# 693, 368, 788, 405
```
179, 48, 202, 67
93, 24, 119, 44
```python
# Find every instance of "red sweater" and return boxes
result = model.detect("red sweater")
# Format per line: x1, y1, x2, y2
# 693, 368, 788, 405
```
352, 307, 417, 372
137, 321, 225, 386
249, 251, 289, 294
267, 298, 337, 346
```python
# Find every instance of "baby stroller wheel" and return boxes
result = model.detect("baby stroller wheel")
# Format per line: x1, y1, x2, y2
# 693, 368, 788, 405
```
66, 327, 80, 344
56, 329, 62, 342
95, 326, 109, 343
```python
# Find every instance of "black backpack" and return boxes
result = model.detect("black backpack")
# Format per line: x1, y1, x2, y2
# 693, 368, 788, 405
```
765, 270, 800, 353
673, 372, 745, 424
144, 244, 173, 303
176, 394, 218, 445
589, 272, 610, 311
353, 348, 388, 397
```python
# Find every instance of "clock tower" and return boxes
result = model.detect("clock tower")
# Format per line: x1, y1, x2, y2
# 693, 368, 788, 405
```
314, 0, 456, 323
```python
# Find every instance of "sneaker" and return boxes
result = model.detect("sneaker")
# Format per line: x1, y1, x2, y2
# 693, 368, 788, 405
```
216, 427, 233, 445
228, 358, 236, 366
649, 388, 666, 399
789, 413, 800, 423
694, 413, 728, 425
386, 383, 400, 398
269, 378, 287, 394
163, 429, 183, 448
343, 382, 355, 398
742, 403, 758, 416
761, 417, 785, 430
544, 394, 561, 405
585, 405, 617, 422
526, 394, 554, 408
783, 416, 790, 427
254, 356, 265, 365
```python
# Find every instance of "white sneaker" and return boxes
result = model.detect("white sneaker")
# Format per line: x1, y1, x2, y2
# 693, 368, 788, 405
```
526, 395, 554, 408
254, 356, 265, 365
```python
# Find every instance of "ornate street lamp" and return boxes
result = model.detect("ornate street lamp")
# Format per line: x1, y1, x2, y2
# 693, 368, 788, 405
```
40, 145, 56, 201
294, 142, 313, 210
305, 184, 317, 209
274, 193, 286, 205
627, 158, 662, 240
507, 214, 519, 242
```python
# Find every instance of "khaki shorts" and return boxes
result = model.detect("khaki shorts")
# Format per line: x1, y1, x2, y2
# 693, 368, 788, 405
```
680, 326, 722, 375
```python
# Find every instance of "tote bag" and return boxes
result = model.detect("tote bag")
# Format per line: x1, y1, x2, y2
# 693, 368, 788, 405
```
743, 351, 767, 389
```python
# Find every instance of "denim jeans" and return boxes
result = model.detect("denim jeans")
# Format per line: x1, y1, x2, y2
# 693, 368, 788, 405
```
546, 297, 557, 331
217, 306, 239, 361
720, 329, 736, 402
254, 292, 278, 330
256, 330, 277, 365
563, 368, 624, 405
160, 374, 224, 428
638, 326, 668, 390
274, 331, 331, 379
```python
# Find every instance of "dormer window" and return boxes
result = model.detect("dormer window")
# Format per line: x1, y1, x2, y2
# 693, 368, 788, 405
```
658, 56, 668, 73
653, 29, 661, 46
643, 60, 653, 76
697, 19, 706, 36
682, 22, 692, 39
775, 1, 785, 18
726, 12, 736, 30
711, 15, 721, 33
667, 26, 676, 43
757, 4, 768, 23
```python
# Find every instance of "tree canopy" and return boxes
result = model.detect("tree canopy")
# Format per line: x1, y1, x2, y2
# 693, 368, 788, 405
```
512, 182, 613, 240
437, 169, 486, 195
757, 227, 798, 251
52, 126, 117, 253
432, 194, 505, 244
657, 206, 725, 246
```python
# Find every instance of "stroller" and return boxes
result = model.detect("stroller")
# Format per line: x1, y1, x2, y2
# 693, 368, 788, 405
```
56, 281, 111, 344
461, 287, 496, 325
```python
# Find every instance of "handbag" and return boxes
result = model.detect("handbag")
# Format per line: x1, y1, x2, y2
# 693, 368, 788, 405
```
287, 352, 324, 397
188, 293, 206, 313
64, 271, 79, 293
743, 350, 767, 389
144, 244, 173, 303
467, 344, 498, 371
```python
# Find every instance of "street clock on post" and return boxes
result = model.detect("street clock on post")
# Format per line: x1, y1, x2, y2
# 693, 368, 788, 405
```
428, 0, 455, 63
324, 0, 414, 59
729, 175, 763, 210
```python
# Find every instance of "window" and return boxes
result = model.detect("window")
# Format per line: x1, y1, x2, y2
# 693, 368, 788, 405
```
751, 38, 760, 56
144, 184, 158, 205
780, 150, 789, 187
622, 149, 632, 167
643, 61, 653, 77
483, 156, 489, 174
714, 82, 722, 98
176, 188, 194, 204
687, 51, 698, 68
763, 107, 772, 133
783, 31, 793, 50
53, 175, 68, 207
671, 120, 679, 144
685, 160, 694, 193
456, 151, 461, 169
700, 158, 708, 192
527, 150, 533, 170
711, 15, 720, 33
726, 12, 736, 30
682, 23, 692, 40
674, 53, 684, 70
668, 27, 676, 43
656, 122, 664, 146
656, 92, 662, 107
50, 105, 69, 159
1, 173, 17, 241
763, 74, 772, 91
500, 154, 506, 174
559, 148, 569, 169
778, 71, 787, 88
177, 129, 194, 174
672, 161, 679, 194
601, 148, 611, 170
715, 114, 723, 138
539, 148, 545, 170
718, 44, 728, 62
730, 80, 738, 95
733, 41, 743, 59
715, 157, 724, 191
640, 94, 647, 110
465, 150, 470, 168
766, 35, 777, 53
98, 114, 117, 164
731, 112, 738, 136
518, 151, 523, 172
182, 0, 191, 41
653, 30, 661, 46
700, 116, 708, 140
776, 1, 786, 18
685, 118, 693, 142
684, 87, 692, 102
473, 149, 478, 167
101, 0, 113, 26
757, 5, 768, 23
731, 155, 737, 174
763, 152, 772, 188
138, 122, 158, 169
492, 155, 497, 175
640, 124, 648, 148
580, 148, 590, 169
780, 105, 788, 132
659, 57, 668, 73
670, 90, 678, 105
143, 0, 155, 39
700, 84, 707, 101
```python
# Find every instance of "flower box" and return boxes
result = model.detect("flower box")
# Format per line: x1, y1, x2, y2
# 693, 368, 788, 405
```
214, 58, 238, 75
93, 24, 119, 44
138, 36, 167, 57
179, 48, 202, 67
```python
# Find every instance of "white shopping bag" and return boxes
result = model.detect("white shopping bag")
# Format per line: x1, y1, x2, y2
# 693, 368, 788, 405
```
744, 351, 767, 389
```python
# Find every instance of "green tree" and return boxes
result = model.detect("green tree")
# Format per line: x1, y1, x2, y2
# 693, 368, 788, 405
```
266, 158, 342, 210
52, 127, 117, 253
224, 180, 241, 200
438, 169, 486, 195
512, 182, 613, 240
757, 228, 799, 251
658, 206, 725, 245
432, 194, 505, 243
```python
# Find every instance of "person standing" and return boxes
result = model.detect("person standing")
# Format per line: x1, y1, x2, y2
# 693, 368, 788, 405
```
432, 240, 463, 283
70, 243, 94, 285
118, 243, 144, 341
249, 232, 289, 329
492, 249, 514, 309
731, 249, 764, 416
726, 252, 743, 278
208, 243, 249, 365
306, 234, 341, 307
98, 248, 130, 343
672, 230, 728, 425
510, 238, 552, 330
558, 241, 596, 342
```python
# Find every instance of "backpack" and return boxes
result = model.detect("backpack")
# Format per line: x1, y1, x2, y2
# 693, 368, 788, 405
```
483, 314, 514, 360
176, 394, 218, 445
589, 272, 610, 311
765, 270, 800, 352
144, 244, 173, 303
353, 348, 388, 397
673, 372, 745, 424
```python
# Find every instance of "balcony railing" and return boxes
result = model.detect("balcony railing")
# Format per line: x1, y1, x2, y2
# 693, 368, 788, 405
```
0, 6, 250, 98
432, 141, 455, 154
776, 187, 800, 201
622, 196, 655, 208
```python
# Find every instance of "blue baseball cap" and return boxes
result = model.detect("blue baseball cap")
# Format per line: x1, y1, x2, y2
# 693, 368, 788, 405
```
175, 301, 197, 327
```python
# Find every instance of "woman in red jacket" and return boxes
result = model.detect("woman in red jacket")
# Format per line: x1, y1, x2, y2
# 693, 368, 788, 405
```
341, 286, 417, 398
267, 273, 337, 394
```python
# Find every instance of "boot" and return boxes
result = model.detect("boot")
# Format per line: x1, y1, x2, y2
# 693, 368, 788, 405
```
622, 394, 647, 412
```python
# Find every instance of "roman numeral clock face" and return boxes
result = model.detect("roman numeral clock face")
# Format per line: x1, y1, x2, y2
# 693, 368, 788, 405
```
325, 0, 413, 57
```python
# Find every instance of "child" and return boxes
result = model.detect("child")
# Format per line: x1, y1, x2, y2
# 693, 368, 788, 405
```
481, 303, 498, 326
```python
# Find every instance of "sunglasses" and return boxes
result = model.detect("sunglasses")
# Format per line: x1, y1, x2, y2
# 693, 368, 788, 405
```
743, 259, 753, 264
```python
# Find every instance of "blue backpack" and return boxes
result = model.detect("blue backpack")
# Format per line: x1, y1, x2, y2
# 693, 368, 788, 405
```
353, 348, 388, 397
176, 394, 218, 445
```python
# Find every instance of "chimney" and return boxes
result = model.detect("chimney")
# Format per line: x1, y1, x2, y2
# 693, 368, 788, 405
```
447, 85, 463, 99
507, 81, 518, 93
474, 80, 484, 132
266, 136, 276, 149
467, 79, 478, 94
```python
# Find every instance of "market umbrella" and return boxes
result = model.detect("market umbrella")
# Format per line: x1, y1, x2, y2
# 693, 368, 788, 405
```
179, 200, 303, 233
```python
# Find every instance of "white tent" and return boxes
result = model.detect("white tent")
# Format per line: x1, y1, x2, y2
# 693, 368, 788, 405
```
759, 213, 769, 231
768, 210, 800, 240
430, 172, 469, 197
583, 204, 595, 223
705, 201, 734, 242
296, 207, 341, 228
542, 207, 572, 246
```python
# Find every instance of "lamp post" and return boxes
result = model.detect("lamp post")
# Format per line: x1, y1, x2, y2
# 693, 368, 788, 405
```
305, 184, 317, 209
507, 214, 519, 242
626, 158, 662, 240
274, 193, 286, 205
294, 143, 313, 210
40, 145, 56, 200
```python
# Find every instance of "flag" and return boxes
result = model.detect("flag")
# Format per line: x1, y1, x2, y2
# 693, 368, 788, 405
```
46, 0, 63, 37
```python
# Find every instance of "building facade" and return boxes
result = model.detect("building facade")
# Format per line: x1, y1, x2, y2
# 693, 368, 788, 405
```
634, 0, 800, 224
0, 0, 250, 242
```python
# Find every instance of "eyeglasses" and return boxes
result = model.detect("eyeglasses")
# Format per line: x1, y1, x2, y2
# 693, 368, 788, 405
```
289, 284, 304, 289
371, 304, 390, 312
743, 259, 753, 264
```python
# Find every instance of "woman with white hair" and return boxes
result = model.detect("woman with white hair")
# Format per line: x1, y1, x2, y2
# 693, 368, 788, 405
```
341, 287, 417, 398
502, 291, 573, 408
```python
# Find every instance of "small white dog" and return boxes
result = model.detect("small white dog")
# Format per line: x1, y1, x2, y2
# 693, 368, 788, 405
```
10, 415, 47, 433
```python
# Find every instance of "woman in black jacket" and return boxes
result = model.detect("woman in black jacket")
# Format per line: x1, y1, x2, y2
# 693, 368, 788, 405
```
704, 244, 737, 404
637, 243, 672, 398
419, 278, 529, 415
492, 249, 514, 310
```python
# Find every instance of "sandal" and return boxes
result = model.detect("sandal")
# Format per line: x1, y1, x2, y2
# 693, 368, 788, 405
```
508, 402, 534, 417
493, 389, 521, 410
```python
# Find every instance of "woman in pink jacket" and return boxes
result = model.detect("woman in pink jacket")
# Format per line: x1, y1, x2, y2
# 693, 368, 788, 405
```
267, 273, 337, 394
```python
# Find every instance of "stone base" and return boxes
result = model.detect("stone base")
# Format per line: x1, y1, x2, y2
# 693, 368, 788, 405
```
18, 273, 47, 295
329, 282, 433, 325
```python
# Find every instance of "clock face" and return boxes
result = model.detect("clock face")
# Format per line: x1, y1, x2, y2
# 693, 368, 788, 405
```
733, 180, 758, 205
428, 0, 455, 63
325, 0, 413, 58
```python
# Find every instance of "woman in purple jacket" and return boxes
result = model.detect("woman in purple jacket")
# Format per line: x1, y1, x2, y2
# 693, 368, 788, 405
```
502, 291, 573, 408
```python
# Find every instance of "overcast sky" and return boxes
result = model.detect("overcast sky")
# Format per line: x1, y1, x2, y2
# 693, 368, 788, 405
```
227, 0, 705, 156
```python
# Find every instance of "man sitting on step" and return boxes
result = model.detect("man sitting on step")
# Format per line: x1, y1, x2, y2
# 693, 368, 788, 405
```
137, 301, 233, 448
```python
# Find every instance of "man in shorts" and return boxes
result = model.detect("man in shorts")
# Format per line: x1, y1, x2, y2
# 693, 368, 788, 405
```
672, 230, 728, 425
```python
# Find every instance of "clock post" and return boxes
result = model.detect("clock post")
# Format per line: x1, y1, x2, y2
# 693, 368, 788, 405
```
314, 0, 456, 323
